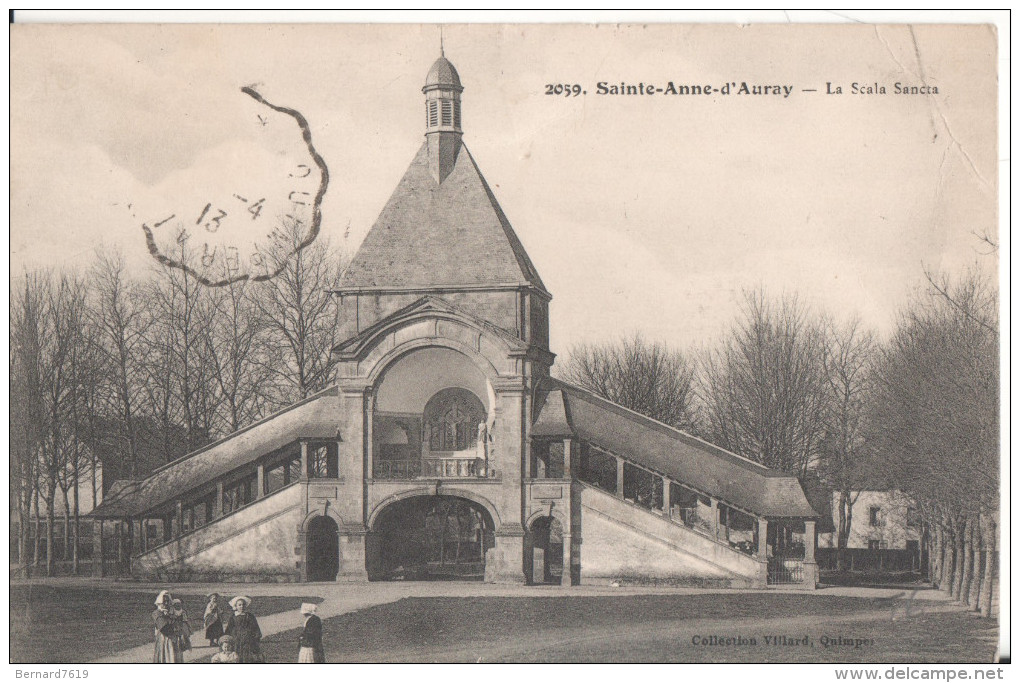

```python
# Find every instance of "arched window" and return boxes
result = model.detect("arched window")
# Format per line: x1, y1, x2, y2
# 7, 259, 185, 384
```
423, 388, 485, 452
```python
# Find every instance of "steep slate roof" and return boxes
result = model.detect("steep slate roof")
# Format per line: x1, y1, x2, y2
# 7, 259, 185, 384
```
90, 389, 343, 519
799, 473, 837, 534
338, 142, 547, 293
531, 388, 573, 437
537, 378, 817, 519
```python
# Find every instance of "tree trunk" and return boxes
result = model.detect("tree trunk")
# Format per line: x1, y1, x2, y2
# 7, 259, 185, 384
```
930, 523, 941, 588
979, 515, 996, 618
939, 522, 953, 594
938, 526, 946, 595
61, 496, 71, 564
72, 471, 80, 575
966, 516, 981, 610
836, 491, 850, 570
958, 515, 973, 605
90, 455, 99, 510
45, 486, 56, 577
32, 488, 42, 567
15, 513, 23, 566
19, 496, 31, 568
951, 518, 965, 601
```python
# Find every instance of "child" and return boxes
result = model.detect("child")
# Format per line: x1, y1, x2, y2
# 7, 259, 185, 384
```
297, 603, 324, 663
172, 598, 192, 653
204, 593, 224, 646
211, 635, 240, 663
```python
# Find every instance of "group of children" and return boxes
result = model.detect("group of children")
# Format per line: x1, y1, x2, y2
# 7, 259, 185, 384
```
203, 593, 259, 663
154, 591, 320, 663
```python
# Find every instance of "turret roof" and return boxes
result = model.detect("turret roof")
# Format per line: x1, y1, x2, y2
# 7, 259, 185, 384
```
424, 55, 462, 90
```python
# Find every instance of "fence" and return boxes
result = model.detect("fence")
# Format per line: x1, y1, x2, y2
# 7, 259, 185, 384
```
767, 555, 805, 585
11, 522, 124, 565
816, 547, 922, 573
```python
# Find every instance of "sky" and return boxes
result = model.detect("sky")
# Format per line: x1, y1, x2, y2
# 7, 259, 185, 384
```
9, 21, 999, 357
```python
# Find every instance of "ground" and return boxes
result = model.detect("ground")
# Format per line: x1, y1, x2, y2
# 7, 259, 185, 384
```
9, 579, 999, 664
10, 585, 322, 663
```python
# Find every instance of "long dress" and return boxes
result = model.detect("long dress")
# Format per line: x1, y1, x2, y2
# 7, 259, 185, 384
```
226, 613, 263, 663
152, 609, 180, 663
297, 614, 325, 663
204, 604, 224, 644
176, 610, 192, 652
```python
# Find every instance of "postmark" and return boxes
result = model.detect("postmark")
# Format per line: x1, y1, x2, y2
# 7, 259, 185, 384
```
139, 86, 328, 286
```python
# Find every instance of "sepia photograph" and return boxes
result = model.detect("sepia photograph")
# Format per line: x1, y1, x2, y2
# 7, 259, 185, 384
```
7, 12, 1006, 671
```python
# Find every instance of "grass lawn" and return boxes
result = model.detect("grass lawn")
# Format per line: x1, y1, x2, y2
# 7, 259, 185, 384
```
10, 585, 322, 663
256, 594, 998, 664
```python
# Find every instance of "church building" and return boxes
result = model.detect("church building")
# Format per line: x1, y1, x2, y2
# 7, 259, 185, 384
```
90, 52, 820, 588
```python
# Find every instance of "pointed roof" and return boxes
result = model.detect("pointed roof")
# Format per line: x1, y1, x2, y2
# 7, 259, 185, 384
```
532, 388, 573, 437
338, 142, 547, 294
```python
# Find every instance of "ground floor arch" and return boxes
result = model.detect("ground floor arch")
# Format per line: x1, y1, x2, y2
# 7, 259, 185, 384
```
527, 515, 564, 585
368, 495, 496, 581
306, 515, 340, 582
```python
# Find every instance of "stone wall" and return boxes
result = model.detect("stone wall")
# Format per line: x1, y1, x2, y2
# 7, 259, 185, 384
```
339, 290, 522, 343
133, 483, 304, 582
577, 485, 761, 587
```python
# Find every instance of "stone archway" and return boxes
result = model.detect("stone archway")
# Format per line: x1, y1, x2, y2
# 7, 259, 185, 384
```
368, 495, 496, 581
306, 516, 340, 582
527, 515, 564, 585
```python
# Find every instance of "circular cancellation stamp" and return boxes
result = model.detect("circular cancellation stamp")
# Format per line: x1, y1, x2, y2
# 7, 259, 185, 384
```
139, 86, 329, 286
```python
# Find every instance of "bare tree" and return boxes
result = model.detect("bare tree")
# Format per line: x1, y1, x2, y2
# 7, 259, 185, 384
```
816, 316, 875, 568
143, 236, 218, 457
203, 270, 273, 433
10, 273, 48, 571
252, 218, 346, 404
39, 273, 90, 575
871, 270, 997, 615
699, 288, 827, 476
93, 250, 149, 477
561, 333, 697, 432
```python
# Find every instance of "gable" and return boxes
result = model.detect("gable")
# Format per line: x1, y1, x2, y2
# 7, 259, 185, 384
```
339, 142, 546, 292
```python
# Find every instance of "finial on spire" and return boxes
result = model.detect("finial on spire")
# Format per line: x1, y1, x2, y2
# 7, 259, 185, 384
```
440, 26, 444, 56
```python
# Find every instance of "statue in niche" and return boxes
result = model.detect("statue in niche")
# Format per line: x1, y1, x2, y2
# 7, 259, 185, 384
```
475, 421, 490, 477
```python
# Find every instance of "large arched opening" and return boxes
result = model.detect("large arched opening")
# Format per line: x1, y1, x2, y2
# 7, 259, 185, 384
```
373, 347, 495, 480
306, 516, 340, 582
368, 495, 496, 581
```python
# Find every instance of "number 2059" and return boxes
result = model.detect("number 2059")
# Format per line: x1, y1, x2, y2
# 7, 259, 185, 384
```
545, 84, 584, 96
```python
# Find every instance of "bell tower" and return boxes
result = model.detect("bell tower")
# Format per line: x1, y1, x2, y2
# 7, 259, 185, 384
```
338, 48, 552, 364
423, 47, 463, 183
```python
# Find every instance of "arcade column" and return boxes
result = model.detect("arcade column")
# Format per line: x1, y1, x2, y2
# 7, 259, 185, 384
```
337, 527, 370, 582
484, 523, 526, 584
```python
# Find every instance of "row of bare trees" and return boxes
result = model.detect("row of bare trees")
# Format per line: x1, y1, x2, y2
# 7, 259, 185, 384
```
10, 224, 347, 576
869, 271, 998, 616
562, 272, 998, 616
563, 291, 875, 482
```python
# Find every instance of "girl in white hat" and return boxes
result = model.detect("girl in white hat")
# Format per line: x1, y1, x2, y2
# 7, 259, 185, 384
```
152, 590, 181, 663
225, 596, 263, 663
297, 602, 324, 663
